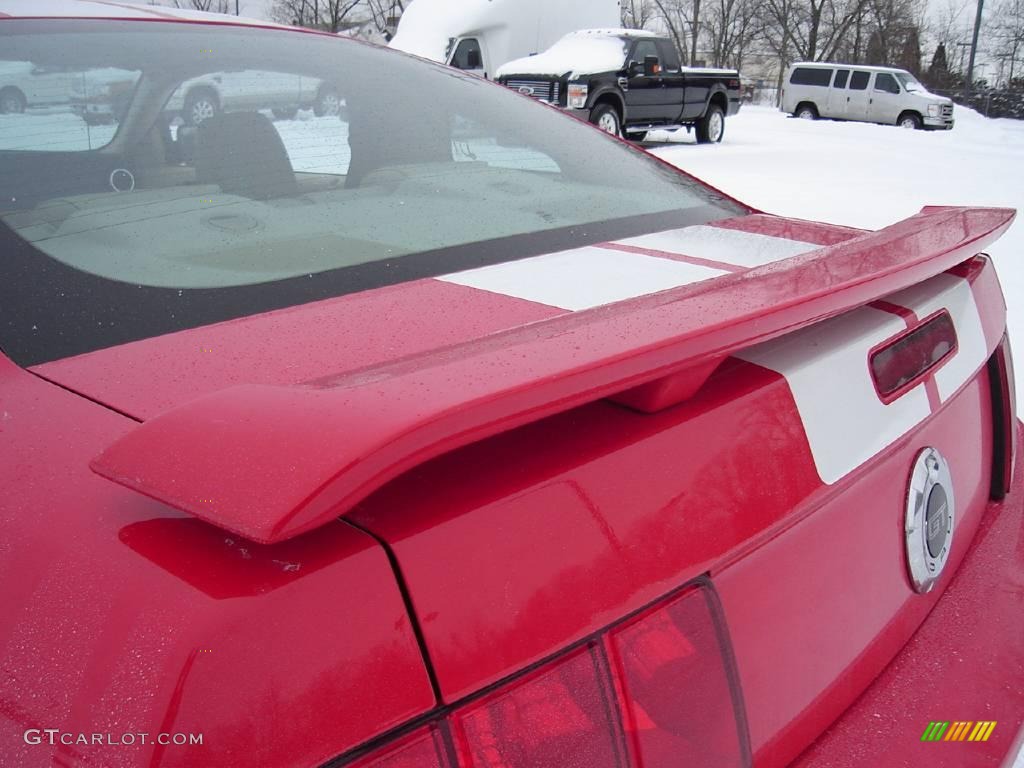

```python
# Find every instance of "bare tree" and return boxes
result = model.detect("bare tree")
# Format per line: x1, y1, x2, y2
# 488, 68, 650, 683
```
929, 0, 973, 72
705, 0, 760, 68
270, 0, 318, 27
992, 0, 1024, 81
323, 0, 365, 32
622, 0, 657, 28
271, 0, 366, 32
651, 0, 695, 63
173, 0, 231, 12
365, 0, 406, 39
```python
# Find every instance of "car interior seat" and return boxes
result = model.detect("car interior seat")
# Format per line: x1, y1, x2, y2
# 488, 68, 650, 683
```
194, 111, 297, 200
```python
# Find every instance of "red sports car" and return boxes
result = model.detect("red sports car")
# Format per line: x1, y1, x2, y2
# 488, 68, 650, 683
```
1, 4, 1021, 767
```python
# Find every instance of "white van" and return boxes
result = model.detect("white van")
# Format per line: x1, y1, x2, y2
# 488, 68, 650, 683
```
389, 0, 621, 80
780, 63, 954, 130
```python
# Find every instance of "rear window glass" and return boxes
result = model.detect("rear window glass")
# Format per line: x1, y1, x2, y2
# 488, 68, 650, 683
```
849, 71, 870, 90
833, 69, 849, 88
789, 67, 833, 87
0, 20, 743, 365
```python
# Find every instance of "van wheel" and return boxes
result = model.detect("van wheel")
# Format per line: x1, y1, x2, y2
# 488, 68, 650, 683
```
590, 103, 622, 137
696, 104, 725, 143
795, 103, 818, 120
898, 112, 922, 130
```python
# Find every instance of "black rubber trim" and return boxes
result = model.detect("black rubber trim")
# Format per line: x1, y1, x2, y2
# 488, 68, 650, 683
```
0, 205, 737, 367
987, 345, 1010, 500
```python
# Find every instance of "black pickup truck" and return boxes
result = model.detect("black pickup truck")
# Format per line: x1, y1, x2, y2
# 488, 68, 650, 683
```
496, 29, 742, 143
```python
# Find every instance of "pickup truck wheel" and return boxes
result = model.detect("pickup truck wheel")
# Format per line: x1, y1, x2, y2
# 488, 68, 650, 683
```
314, 87, 341, 117
0, 87, 27, 114
184, 88, 219, 126
590, 104, 622, 137
898, 112, 922, 130
696, 105, 725, 144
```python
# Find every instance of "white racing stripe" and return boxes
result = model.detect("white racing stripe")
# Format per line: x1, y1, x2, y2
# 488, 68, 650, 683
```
438, 223, 988, 487
738, 274, 988, 484
437, 224, 821, 310
615, 225, 820, 268
437, 246, 727, 311
738, 307, 931, 484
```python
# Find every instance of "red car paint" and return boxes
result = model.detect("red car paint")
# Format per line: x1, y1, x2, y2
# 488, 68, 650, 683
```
0, 353, 435, 767
1, 9, 1021, 768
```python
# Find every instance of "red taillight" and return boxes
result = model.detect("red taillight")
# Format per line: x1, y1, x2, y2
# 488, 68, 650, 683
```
607, 587, 748, 767
348, 727, 447, 768
342, 582, 750, 767
870, 311, 958, 401
452, 646, 626, 767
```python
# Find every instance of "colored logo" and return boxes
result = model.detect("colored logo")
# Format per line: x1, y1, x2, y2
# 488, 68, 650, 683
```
921, 721, 997, 742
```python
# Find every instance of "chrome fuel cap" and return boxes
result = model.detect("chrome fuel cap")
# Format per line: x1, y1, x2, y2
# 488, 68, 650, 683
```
905, 447, 955, 593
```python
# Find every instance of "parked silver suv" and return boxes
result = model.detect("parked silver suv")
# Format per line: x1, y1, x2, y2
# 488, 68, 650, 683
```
780, 63, 954, 130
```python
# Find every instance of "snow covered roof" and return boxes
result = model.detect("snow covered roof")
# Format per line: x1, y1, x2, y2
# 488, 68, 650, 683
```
496, 29, 643, 80
0, 0, 285, 29
569, 28, 660, 39
790, 61, 909, 74
390, 0, 516, 62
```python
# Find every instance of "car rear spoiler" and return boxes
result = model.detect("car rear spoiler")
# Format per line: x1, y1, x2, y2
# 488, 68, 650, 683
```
91, 206, 1015, 544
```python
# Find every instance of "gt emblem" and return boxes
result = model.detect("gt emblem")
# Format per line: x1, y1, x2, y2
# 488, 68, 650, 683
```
518, 86, 534, 96
905, 447, 955, 593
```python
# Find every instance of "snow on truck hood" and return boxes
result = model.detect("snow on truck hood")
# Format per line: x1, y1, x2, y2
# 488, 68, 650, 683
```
497, 30, 631, 79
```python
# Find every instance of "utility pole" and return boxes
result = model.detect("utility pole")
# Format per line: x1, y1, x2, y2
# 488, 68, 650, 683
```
966, 0, 985, 92
691, 0, 701, 67
956, 41, 971, 76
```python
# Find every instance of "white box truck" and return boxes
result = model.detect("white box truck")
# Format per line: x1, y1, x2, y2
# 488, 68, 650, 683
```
389, 0, 621, 80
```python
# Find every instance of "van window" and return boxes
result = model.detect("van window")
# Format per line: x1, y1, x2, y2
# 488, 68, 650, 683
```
451, 38, 483, 70
833, 69, 849, 88
874, 72, 900, 94
790, 67, 833, 87
849, 71, 870, 90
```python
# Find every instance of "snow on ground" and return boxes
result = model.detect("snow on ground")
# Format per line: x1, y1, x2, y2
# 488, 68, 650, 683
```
0, 111, 116, 152
649, 106, 1024, 408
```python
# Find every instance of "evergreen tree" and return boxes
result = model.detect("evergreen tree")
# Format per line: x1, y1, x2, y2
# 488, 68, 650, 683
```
866, 30, 886, 65
898, 27, 922, 76
927, 42, 952, 89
